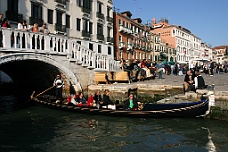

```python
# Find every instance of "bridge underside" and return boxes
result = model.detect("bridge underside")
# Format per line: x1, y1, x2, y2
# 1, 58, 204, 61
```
0, 60, 66, 99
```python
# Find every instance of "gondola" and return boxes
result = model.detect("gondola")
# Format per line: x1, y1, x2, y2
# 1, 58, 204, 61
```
31, 95, 210, 118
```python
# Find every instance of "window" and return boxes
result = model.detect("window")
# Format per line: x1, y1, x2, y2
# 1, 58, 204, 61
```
119, 19, 121, 25
89, 22, 93, 34
107, 7, 111, 17
97, 2, 102, 13
31, 3, 42, 19
98, 45, 102, 53
83, 0, 92, 10
77, 0, 82, 7
107, 27, 111, 37
89, 43, 93, 51
97, 24, 103, 35
48, 9, 53, 24
7, 0, 18, 13
83, 19, 88, 32
66, 14, 70, 28
56, 11, 63, 25
76, 18, 81, 31
119, 36, 122, 42
108, 46, 111, 55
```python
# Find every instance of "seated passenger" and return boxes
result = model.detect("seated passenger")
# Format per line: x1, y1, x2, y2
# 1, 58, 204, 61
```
76, 92, 87, 106
101, 89, 115, 109
86, 93, 94, 107
94, 90, 102, 108
141, 64, 151, 78
194, 71, 206, 90
123, 93, 139, 110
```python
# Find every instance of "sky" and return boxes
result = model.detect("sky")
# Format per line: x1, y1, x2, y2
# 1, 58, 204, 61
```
113, 0, 228, 47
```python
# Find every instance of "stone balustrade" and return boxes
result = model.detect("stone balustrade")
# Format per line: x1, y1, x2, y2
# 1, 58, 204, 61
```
0, 27, 119, 72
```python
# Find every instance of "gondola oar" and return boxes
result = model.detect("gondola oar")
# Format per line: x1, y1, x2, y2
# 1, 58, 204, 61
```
35, 85, 56, 98
30, 85, 56, 100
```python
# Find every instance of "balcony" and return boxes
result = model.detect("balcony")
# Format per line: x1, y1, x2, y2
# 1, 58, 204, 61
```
119, 42, 125, 49
127, 44, 133, 50
55, 23, 66, 33
82, 7, 91, 14
82, 31, 90, 38
96, 12, 105, 20
6, 11, 23, 22
119, 25, 132, 34
107, 37, 113, 43
55, 0, 66, 5
29, 17, 44, 27
106, 16, 113, 23
97, 34, 104, 41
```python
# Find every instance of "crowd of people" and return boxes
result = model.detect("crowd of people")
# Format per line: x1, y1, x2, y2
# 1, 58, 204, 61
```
0, 13, 50, 48
66, 89, 140, 111
53, 74, 140, 111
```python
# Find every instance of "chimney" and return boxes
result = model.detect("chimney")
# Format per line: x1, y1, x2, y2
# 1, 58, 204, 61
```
152, 18, 156, 27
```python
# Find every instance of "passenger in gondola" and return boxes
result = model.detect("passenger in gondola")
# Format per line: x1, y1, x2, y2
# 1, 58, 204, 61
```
76, 92, 87, 106
86, 93, 94, 107
67, 94, 77, 106
101, 89, 115, 109
94, 90, 102, 108
123, 93, 139, 110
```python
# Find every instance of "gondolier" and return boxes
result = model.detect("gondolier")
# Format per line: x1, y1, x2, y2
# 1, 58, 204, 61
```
53, 74, 64, 103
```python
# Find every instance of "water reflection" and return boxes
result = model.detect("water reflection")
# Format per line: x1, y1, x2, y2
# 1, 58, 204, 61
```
0, 95, 228, 152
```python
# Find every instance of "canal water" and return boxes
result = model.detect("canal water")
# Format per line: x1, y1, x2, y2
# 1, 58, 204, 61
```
1, 95, 228, 152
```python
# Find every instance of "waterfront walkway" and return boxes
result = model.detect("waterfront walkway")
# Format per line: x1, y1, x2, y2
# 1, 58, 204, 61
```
89, 72, 228, 100
139, 72, 228, 92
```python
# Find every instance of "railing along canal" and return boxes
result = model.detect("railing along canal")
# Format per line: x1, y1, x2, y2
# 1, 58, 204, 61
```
0, 27, 118, 72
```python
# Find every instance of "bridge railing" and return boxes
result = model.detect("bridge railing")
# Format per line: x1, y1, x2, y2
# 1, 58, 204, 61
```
0, 27, 119, 71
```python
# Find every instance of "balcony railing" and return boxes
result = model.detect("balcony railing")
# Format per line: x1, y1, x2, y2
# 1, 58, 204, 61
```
127, 44, 132, 50
106, 16, 113, 23
119, 25, 132, 34
81, 7, 91, 14
6, 11, 23, 22
55, 0, 66, 5
97, 34, 104, 41
119, 42, 125, 49
55, 23, 66, 33
82, 31, 90, 38
96, 12, 105, 19
107, 37, 113, 43
29, 17, 44, 27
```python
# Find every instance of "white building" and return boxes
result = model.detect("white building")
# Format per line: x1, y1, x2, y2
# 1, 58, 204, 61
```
0, 0, 114, 58
200, 42, 213, 60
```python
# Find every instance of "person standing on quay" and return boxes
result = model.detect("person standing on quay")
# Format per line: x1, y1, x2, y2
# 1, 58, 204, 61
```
209, 60, 214, 76
156, 60, 164, 79
53, 74, 64, 103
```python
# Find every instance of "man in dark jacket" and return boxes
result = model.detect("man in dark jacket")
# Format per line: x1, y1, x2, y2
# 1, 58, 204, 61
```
123, 93, 139, 110
194, 71, 206, 90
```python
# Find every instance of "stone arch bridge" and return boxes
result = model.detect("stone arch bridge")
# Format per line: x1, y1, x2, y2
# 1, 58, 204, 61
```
0, 28, 118, 96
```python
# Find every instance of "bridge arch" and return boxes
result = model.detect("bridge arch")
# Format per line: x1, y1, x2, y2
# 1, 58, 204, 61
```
0, 53, 82, 95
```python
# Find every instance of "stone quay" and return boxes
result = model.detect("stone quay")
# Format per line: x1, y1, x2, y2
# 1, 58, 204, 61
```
88, 73, 228, 108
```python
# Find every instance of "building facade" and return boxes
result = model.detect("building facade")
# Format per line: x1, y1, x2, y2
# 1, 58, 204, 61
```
200, 42, 213, 60
151, 18, 201, 64
0, 0, 114, 58
212, 46, 228, 64
113, 11, 154, 61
